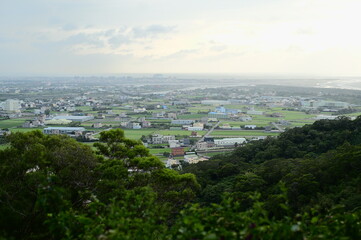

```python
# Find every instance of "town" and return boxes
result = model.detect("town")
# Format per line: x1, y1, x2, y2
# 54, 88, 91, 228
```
1, 76, 360, 169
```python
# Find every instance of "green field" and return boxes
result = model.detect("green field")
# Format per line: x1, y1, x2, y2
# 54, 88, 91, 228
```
0, 119, 27, 128
10, 127, 44, 133
149, 148, 170, 155
122, 129, 206, 140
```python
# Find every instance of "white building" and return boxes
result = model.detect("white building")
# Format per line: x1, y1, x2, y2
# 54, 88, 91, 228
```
247, 110, 263, 115
196, 141, 208, 150
315, 115, 338, 120
3, 99, 21, 112
163, 135, 176, 143
171, 119, 195, 125
134, 108, 147, 113
43, 127, 86, 135
53, 115, 94, 122
201, 100, 231, 105
187, 126, 204, 131
168, 140, 180, 148
214, 138, 246, 147
184, 154, 208, 164
152, 134, 163, 144
166, 158, 180, 168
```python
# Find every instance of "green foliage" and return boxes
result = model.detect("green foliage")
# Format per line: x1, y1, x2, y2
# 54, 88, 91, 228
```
0, 129, 199, 239
2, 117, 361, 239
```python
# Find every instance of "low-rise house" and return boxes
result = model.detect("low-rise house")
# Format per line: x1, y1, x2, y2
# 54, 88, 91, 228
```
196, 141, 208, 150
141, 121, 152, 128
126, 122, 142, 129
169, 140, 180, 148
244, 125, 257, 129
239, 115, 253, 122
167, 113, 177, 119
152, 134, 164, 144
92, 122, 103, 128
171, 147, 185, 157
247, 110, 263, 115
166, 158, 180, 168
134, 108, 147, 113
184, 154, 208, 164
163, 135, 175, 143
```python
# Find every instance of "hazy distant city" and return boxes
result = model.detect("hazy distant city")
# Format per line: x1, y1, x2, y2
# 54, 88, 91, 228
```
1, 75, 361, 166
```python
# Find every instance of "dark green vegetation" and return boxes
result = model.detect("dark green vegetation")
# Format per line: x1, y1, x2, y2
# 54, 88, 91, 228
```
1, 117, 361, 239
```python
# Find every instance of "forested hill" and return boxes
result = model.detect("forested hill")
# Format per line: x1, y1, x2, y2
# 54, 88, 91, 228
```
182, 116, 361, 213
1, 118, 361, 239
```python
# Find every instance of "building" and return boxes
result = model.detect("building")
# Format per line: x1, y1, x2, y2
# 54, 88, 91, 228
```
141, 121, 152, 128
196, 141, 208, 150
43, 127, 86, 135
169, 140, 180, 148
184, 154, 208, 164
171, 147, 185, 157
247, 110, 263, 115
301, 100, 350, 109
126, 122, 142, 129
22, 120, 42, 128
239, 115, 253, 122
214, 138, 247, 147
187, 126, 204, 131
244, 125, 257, 129
171, 119, 195, 125
315, 115, 339, 120
166, 158, 180, 168
201, 100, 231, 105
92, 122, 103, 128
208, 112, 229, 119
3, 99, 21, 112
134, 108, 147, 113
152, 134, 163, 144
163, 135, 176, 143
53, 115, 94, 122
167, 113, 177, 119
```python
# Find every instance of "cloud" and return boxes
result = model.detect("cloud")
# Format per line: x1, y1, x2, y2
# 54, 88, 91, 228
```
131, 24, 176, 38
163, 49, 200, 59
62, 24, 78, 31
38, 24, 176, 54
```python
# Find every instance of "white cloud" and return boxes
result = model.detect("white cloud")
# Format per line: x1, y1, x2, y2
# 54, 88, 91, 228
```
1, 0, 361, 75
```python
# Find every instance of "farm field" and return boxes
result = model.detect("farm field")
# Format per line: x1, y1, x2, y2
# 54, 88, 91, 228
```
0, 119, 27, 128
10, 128, 44, 133
123, 129, 206, 140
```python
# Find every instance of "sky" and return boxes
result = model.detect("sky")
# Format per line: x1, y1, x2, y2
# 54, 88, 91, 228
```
1, 0, 361, 76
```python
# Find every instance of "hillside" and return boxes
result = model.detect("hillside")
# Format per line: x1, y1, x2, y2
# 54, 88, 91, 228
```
1, 118, 361, 239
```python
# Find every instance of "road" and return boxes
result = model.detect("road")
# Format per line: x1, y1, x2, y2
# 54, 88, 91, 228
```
189, 121, 221, 151
271, 122, 285, 132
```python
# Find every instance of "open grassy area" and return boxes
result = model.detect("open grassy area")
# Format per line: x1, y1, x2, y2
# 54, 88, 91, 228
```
149, 148, 170, 155
0, 119, 27, 128
10, 128, 44, 133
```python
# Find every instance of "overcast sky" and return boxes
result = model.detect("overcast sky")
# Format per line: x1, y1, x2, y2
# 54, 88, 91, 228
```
1, 0, 361, 76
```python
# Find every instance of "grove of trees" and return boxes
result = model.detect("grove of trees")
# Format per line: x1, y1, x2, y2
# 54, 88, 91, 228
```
1, 117, 361, 239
